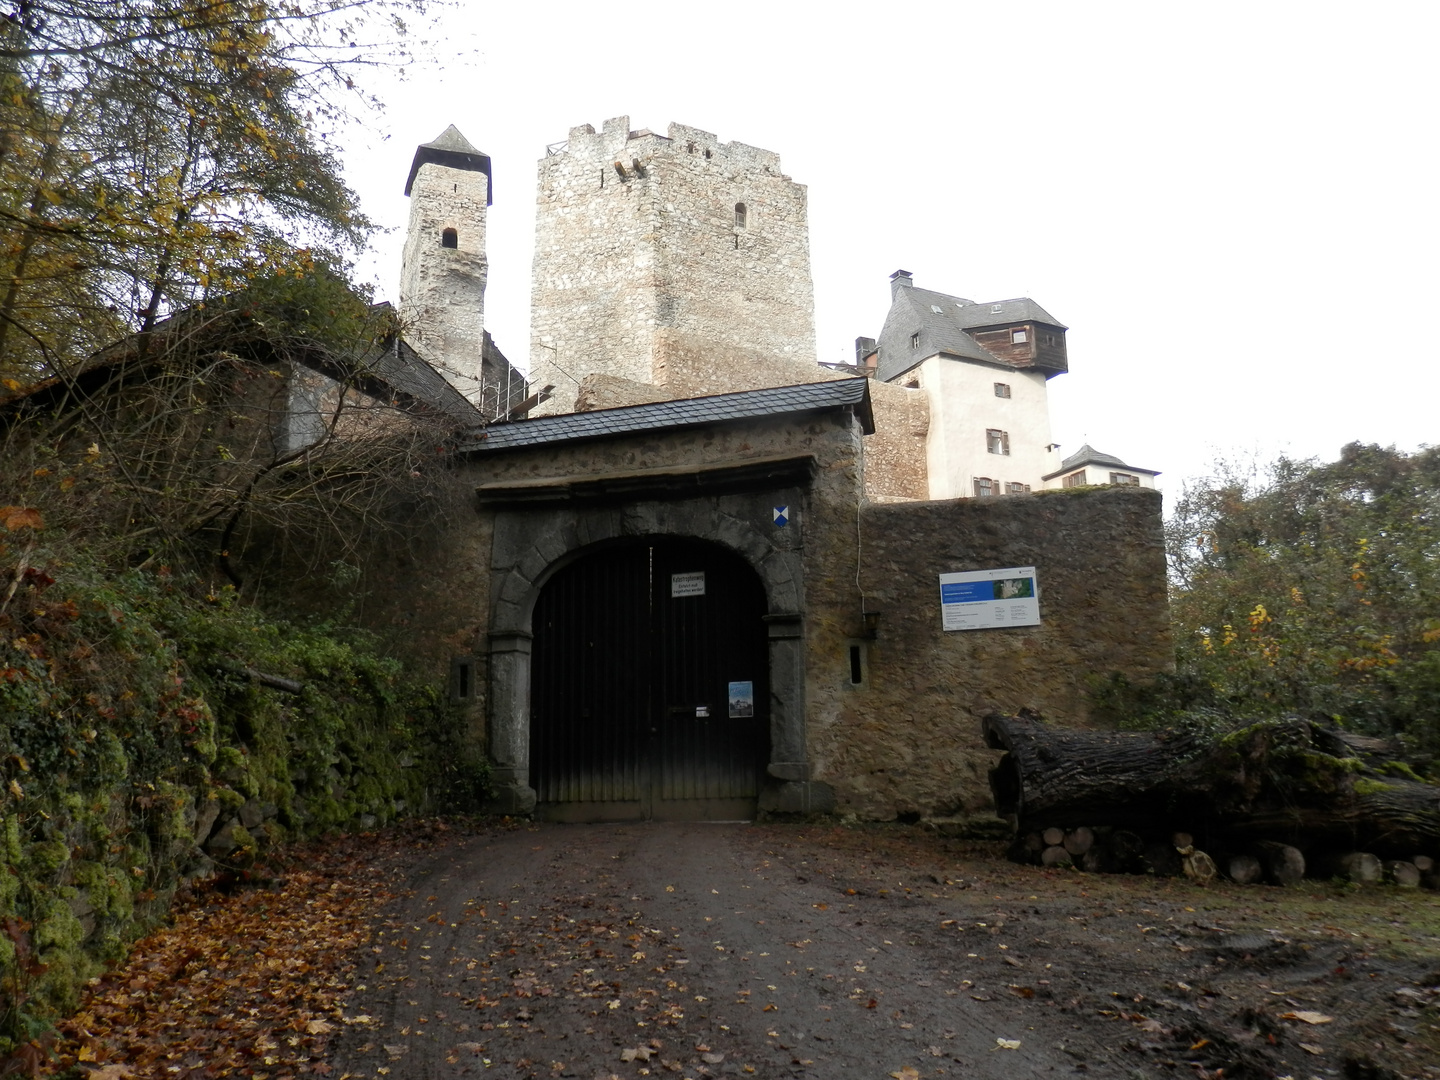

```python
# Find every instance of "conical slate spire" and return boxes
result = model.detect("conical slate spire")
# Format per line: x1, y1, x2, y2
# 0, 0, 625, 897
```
404, 124, 493, 202
421, 124, 484, 156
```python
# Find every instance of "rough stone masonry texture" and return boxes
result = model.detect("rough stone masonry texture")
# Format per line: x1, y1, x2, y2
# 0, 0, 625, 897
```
529, 118, 816, 414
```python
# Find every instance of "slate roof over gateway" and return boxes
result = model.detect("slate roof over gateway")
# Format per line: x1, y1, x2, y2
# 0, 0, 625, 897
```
460, 379, 874, 452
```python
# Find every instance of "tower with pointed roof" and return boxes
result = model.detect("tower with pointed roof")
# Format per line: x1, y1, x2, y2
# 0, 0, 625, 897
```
399, 125, 495, 403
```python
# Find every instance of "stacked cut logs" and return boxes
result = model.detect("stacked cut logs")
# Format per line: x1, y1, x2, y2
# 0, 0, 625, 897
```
985, 711, 1440, 887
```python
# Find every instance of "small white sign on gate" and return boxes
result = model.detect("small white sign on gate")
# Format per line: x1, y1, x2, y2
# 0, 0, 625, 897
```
670, 571, 706, 598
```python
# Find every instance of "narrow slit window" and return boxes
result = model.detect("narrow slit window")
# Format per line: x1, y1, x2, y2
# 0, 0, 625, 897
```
734, 202, 747, 228
849, 644, 863, 685
441, 227, 458, 249
450, 657, 474, 703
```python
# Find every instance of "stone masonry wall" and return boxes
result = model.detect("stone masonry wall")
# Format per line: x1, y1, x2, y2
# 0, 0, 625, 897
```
530, 117, 815, 414
573, 373, 673, 412
400, 162, 490, 400
863, 380, 929, 502
351, 419, 1170, 823
807, 487, 1173, 820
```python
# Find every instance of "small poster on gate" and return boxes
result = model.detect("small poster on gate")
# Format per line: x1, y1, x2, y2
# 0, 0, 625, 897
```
938, 566, 1040, 631
671, 571, 705, 597
728, 681, 754, 718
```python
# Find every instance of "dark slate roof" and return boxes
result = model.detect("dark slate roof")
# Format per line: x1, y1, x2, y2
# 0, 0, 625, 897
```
405, 124, 493, 203
354, 335, 481, 426
459, 379, 874, 452
873, 280, 1067, 383
1042, 443, 1159, 481
1061, 443, 1125, 470
950, 295, 1064, 331
1, 299, 484, 428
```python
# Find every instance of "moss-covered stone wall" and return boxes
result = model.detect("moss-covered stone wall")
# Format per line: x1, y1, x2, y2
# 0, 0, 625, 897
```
0, 562, 480, 1051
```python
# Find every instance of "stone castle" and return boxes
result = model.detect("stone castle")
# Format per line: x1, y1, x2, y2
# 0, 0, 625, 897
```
398, 115, 1153, 496
384, 117, 1169, 821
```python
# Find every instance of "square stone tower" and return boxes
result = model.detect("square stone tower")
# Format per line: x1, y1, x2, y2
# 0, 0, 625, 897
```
400, 125, 493, 402
529, 117, 817, 414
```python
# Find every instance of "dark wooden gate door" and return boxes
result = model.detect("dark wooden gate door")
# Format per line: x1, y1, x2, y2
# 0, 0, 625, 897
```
529, 538, 769, 822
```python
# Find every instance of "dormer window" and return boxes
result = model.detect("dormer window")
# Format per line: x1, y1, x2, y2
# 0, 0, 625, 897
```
910, 332, 921, 349
442, 227, 458, 249
734, 202, 747, 228
1011, 329, 1027, 344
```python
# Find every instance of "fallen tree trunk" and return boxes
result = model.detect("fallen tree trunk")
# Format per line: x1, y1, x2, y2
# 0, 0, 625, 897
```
982, 711, 1213, 831
983, 711, 1440, 858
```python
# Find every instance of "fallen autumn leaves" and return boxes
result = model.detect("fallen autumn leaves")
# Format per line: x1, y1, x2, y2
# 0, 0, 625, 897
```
35, 827, 432, 1078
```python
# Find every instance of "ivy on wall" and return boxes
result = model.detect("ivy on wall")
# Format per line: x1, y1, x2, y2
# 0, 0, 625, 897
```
0, 529, 484, 1052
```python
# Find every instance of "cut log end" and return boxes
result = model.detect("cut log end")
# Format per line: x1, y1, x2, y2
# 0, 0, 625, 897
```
1063, 827, 1095, 856
1317, 851, 1382, 884
1226, 854, 1263, 885
1255, 840, 1306, 887
1041, 827, 1065, 848
1385, 860, 1422, 887
1041, 845, 1073, 868
1182, 849, 1218, 884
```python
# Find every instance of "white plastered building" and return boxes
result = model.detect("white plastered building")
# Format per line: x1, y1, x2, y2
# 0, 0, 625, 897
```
857, 270, 1155, 499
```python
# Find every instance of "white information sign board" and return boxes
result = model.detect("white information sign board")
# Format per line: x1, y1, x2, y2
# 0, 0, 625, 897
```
938, 566, 1040, 631
671, 571, 706, 598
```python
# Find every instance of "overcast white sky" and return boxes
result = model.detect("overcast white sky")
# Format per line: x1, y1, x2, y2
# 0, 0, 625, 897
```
336, 0, 1438, 495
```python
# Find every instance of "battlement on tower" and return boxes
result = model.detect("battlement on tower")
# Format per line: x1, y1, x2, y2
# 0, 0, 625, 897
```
550, 117, 786, 175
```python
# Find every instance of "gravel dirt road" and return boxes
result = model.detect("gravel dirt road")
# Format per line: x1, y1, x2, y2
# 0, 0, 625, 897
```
329, 821, 1440, 1080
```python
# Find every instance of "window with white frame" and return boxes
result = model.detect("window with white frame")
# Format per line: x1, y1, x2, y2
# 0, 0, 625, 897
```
1109, 472, 1140, 486
1011, 328, 1028, 344
973, 477, 995, 497
1006, 482, 1031, 494
1063, 470, 1088, 487
986, 429, 1010, 455
910, 332, 921, 349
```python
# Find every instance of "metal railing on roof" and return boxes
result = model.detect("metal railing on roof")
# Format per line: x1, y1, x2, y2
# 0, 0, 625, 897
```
545, 141, 568, 157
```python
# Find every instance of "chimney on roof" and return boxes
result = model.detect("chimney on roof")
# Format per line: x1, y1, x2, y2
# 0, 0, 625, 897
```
855, 336, 878, 370
889, 269, 913, 299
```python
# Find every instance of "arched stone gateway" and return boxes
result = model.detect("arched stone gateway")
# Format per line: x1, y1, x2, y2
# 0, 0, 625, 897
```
483, 498, 822, 820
